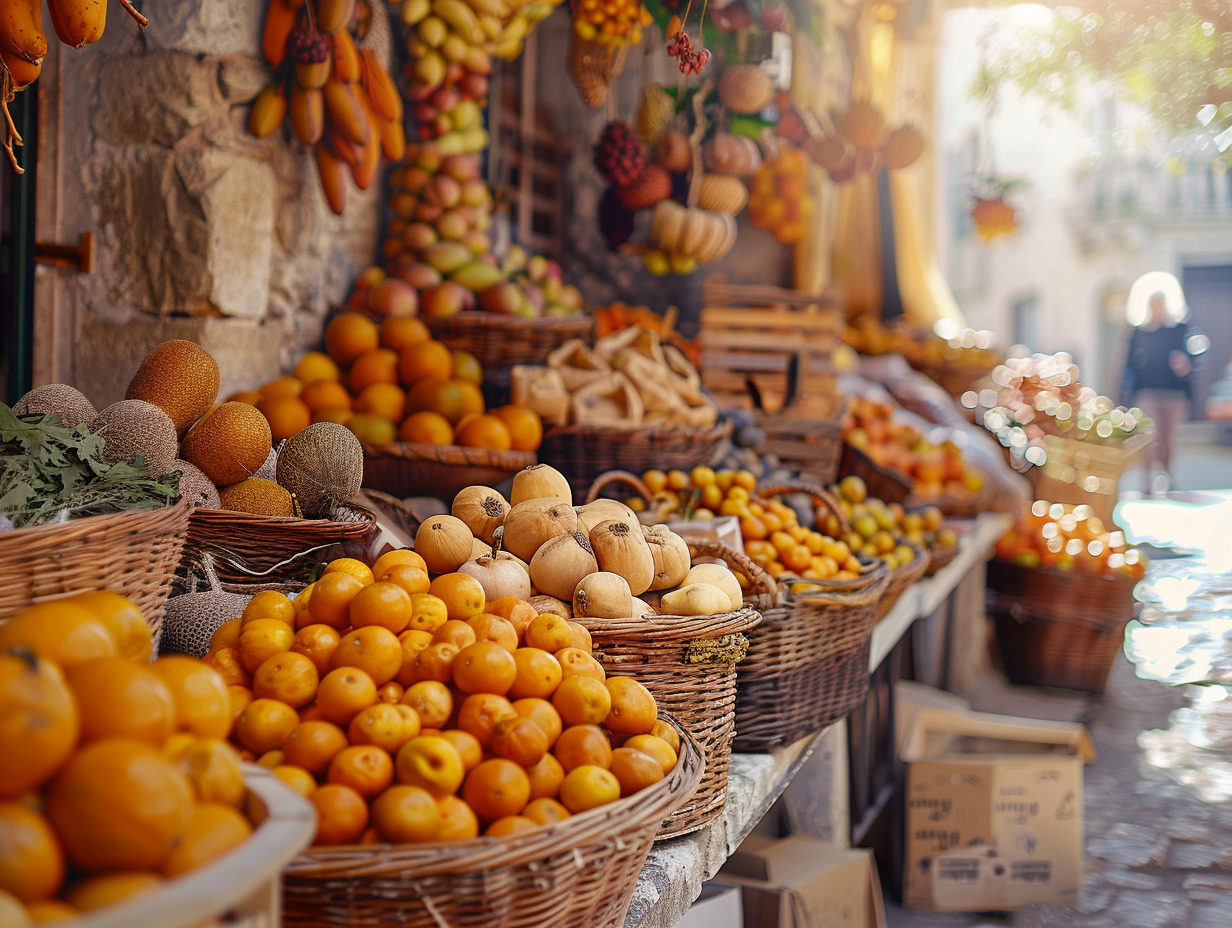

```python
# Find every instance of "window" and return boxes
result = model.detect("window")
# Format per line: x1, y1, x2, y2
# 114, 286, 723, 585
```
1012, 294, 1040, 350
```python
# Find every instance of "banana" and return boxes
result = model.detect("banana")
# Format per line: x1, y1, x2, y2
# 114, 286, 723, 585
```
290, 86, 325, 144
314, 0, 356, 34
379, 116, 406, 161
0, 45, 40, 89
328, 128, 361, 166
47, 0, 106, 49
400, 0, 431, 25
248, 84, 288, 139
431, 0, 483, 44
351, 97, 382, 191
477, 13, 502, 40
466, 0, 510, 16
332, 28, 361, 82
0, 0, 48, 65
314, 144, 347, 215
360, 49, 402, 122
323, 78, 370, 145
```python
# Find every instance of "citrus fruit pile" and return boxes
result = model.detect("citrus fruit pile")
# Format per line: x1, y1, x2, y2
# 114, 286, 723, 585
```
0, 592, 256, 922
995, 500, 1145, 579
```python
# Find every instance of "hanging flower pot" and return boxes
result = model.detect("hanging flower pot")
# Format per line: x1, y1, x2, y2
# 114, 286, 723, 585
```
970, 197, 1019, 242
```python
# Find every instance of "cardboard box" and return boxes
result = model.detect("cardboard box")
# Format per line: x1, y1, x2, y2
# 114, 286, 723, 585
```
677, 882, 743, 928
720, 835, 886, 928
901, 704, 1094, 912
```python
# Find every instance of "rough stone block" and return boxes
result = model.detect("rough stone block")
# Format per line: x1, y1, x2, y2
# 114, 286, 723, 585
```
217, 56, 270, 103
142, 0, 264, 57
1107, 890, 1189, 928
1087, 823, 1170, 868
93, 51, 218, 148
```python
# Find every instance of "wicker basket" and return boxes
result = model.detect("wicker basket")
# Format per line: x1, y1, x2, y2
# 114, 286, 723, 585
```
838, 443, 912, 503
363, 442, 536, 499
755, 407, 845, 487
986, 558, 1137, 626
567, 31, 630, 108
0, 498, 192, 639
424, 312, 595, 393
539, 419, 732, 495
923, 542, 959, 576
581, 589, 762, 840
281, 715, 703, 928
875, 539, 930, 621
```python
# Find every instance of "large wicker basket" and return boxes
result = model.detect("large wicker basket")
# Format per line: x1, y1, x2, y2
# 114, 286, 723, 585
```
281, 715, 703, 928
426, 312, 594, 392
838, 442, 912, 503
874, 539, 930, 621
581, 588, 762, 840
0, 498, 192, 639
363, 441, 536, 499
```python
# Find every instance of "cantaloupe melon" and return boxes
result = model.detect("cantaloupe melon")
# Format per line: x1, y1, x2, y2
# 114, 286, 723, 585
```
12, 384, 97, 427
172, 459, 220, 510
160, 591, 252, 657
181, 402, 273, 488
91, 400, 180, 477
126, 340, 221, 433
218, 478, 295, 517
275, 421, 363, 519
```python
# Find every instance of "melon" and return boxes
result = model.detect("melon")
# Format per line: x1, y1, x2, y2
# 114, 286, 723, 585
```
12, 384, 97, 428
91, 400, 180, 478
126, 340, 221, 433
173, 459, 221, 510
181, 402, 273, 488
218, 478, 295, 517
254, 448, 278, 481
275, 421, 363, 519
718, 65, 773, 115
159, 591, 252, 658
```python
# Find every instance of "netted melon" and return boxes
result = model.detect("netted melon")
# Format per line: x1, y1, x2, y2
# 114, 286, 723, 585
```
218, 478, 295, 517
173, 459, 221, 510
126, 340, 221, 433
160, 591, 252, 657
181, 401, 273, 488
12, 384, 97, 428
91, 400, 180, 477
276, 421, 363, 519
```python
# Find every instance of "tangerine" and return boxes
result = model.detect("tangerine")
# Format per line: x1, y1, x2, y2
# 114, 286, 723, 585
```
568, 623, 593, 653
149, 656, 232, 739
290, 624, 342, 676
649, 720, 681, 754
608, 747, 665, 797
296, 353, 342, 384
348, 581, 412, 634
372, 549, 429, 578
377, 681, 405, 705
65, 658, 176, 746
399, 410, 453, 445
455, 414, 511, 451
452, 641, 517, 696
259, 376, 303, 399
371, 785, 442, 843
67, 591, 152, 663
316, 667, 378, 726
160, 803, 252, 878
438, 729, 482, 773
522, 796, 570, 826
603, 676, 657, 735
461, 758, 530, 824
300, 379, 352, 413
524, 752, 565, 800
328, 744, 394, 798
552, 676, 612, 728
0, 601, 116, 668
450, 349, 483, 384
210, 617, 243, 652
452, 380, 486, 419
428, 573, 486, 621
237, 618, 295, 673
436, 795, 480, 840
485, 598, 537, 640
348, 703, 417, 753
509, 648, 562, 700
455, 693, 516, 748
395, 736, 465, 797
490, 716, 547, 767
407, 593, 449, 632
0, 650, 79, 799
380, 316, 431, 353
553, 724, 612, 772
348, 348, 401, 393
323, 557, 375, 586
491, 405, 543, 452
282, 720, 349, 776
252, 651, 319, 708
325, 312, 379, 366
65, 872, 163, 912
524, 614, 571, 652
331, 626, 402, 686
399, 340, 453, 386
227, 685, 254, 721
165, 738, 246, 807
431, 619, 477, 650
256, 396, 312, 443
0, 804, 64, 902
202, 647, 251, 688
234, 698, 299, 755
408, 642, 459, 684
466, 614, 518, 653
622, 734, 677, 774
511, 698, 562, 748
484, 815, 537, 837
310, 783, 369, 845
382, 565, 431, 599
559, 765, 620, 814
395, 630, 434, 687
555, 648, 605, 682
400, 681, 453, 728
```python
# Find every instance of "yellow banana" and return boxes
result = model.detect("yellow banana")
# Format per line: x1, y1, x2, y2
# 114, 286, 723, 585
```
431, 0, 483, 44
400, 0, 431, 24
477, 14, 502, 40
465, 0, 510, 17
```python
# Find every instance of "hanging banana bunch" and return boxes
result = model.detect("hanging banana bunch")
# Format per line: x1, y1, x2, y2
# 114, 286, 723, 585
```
0, 0, 149, 173
248, 0, 406, 215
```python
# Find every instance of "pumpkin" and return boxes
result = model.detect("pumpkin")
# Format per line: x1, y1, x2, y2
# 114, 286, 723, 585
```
718, 65, 774, 114
452, 486, 510, 544
510, 464, 573, 507
459, 556, 532, 602
572, 572, 633, 619
617, 163, 672, 211
589, 519, 655, 595
698, 174, 749, 215
502, 498, 578, 563
660, 582, 731, 616
683, 563, 743, 611
642, 525, 691, 591
656, 129, 693, 173
703, 133, 762, 176
529, 532, 599, 602
414, 515, 474, 574
649, 200, 738, 264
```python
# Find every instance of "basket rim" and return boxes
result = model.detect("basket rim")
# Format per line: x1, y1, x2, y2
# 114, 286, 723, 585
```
0, 495, 191, 542
542, 418, 733, 442
362, 440, 537, 468
283, 711, 703, 878
188, 503, 376, 531
578, 603, 763, 641
423, 311, 593, 332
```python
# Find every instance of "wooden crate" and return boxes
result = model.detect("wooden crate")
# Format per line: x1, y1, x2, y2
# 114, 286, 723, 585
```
1029, 431, 1152, 525
699, 281, 840, 414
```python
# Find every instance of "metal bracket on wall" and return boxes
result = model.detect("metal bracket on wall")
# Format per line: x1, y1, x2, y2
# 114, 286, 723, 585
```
34, 232, 94, 272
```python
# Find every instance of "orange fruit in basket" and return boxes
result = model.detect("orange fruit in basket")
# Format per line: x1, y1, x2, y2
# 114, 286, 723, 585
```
609, 747, 665, 797
377, 681, 405, 705
67, 590, 152, 664
242, 591, 296, 627
438, 729, 481, 773
650, 720, 681, 754
553, 677, 612, 728
301, 378, 352, 413
512, 698, 562, 749
408, 593, 448, 632
256, 750, 283, 768
372, 549, 429, 578
555, 648, 605, 683
349, 348, 401, 393
462, 758, 530, 824
485, 815, 537, 837
623, 735, 677, 775
211, 618, 243, 652
204, 647, 251, 687
346, 413, 397, 445
525, 753, 566, 801
311, 783, 370, 846
257, 396, 312, 443
165, 738, 246, 808
309, 573, 366, 629
486, 598, 536, 641
149, 656, 232, 739
491, 405, 543, 452
453, 380, 485, 418
553, 725, 612, 773
431, 619, 476, 650
332, 627, 402, 687
383, 565, 431, 598
399, 340, 453, 385
603, 677, 657, 735
272, 765, 318, 798
456, 693, 516, 749
355, 382, 407, 426
47, 740, 194, 871
399, 410, 454, 445
395, 631, 433, 686
436, 795, 480, 840
65, 871, 164, 912
372, 785, 442, 843
325, 312, 379, 366
65, 658, 176, 746
227, 685, 254, 721
290, 624, 342, 676
456, 415, 510, 451
283, 720, 349, 775
509, 648, 562, 701
234, 698, 299, 755
453, 641, 517, 696
490, 717, 548, 768
395, 736, 465, 797
237, 618, 295, 674
560, 765, 620, 814
324, 557, 375, 586
328, 744, 393, 798
0, 601, 117, 668
161, 802, 252, 878
523, 797, 570, 826
450, 349, 483, 385
466, 614, 518, 653
381, 316, 431, 353
400, 681, 453, 729
25, 899, 80, 921
524, 614, 571, 653
568, 623, 592, 654
0, 650, 78, 800
409, 642, 459, 685
253, 652, 319, 708
229, 390, 261, 404
349, 581, 413, 634
349, 703, 416, 753
317, 667, 378, 727
430, 574, 486, 622
407, 378, 466, 424
260, 376, 303, 399
0, 804, 65, 902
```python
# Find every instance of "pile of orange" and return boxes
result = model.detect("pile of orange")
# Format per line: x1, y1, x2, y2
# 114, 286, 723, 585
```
202, 551, 680, 846
0, 592, 254, 922
229, 312, 543, 452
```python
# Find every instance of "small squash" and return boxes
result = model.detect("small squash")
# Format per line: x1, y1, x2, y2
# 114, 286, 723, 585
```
528, 594, 572, 620
459, 556, 532, 603
510, 464, 573, 507
589, 519, 655, 596
452, 486, 510, 545
683, 563, 743, 611
660, 582, 731, 616
631, 596, 656, 617
414, 515, 474, 574
529, 532, 599, 602
698, 174, 749, 215
572, 572, 633, 620
502, 498, 578, 563
576, 499, 639, 537
642, 525, 691, 591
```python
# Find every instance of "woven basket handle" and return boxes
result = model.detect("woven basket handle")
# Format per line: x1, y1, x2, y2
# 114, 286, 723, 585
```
687, 540, 777, 603
585, 470, 654, 505
756, 481, 851, 538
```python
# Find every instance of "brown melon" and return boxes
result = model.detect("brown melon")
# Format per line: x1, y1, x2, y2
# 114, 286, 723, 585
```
126, 340, 221, 433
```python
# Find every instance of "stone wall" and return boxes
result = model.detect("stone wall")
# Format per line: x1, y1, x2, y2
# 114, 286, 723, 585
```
38, 0, 391, 404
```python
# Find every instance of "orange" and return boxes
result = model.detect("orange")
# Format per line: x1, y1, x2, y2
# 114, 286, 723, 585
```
203, 647, 251, 687
325, 312, 379, 365
316, 666, 378, 727
649, 720, 681, 754
466, 614, 518, 653
161, 802, 252, 878
373, 548, 429, 577
395, 736, 465, 797
328, 744, 393, 798
46, 740, 194, 871
400, 681, 453, 729
242, 590, 296, 627
462, 758, 530, 824
256, 750, 284, 768
399, 410, 454, 445
408, 593, 449, 632
609, 747, 665, 797
355, 381, 406, 422
455, 693, 516, 749
408, 642, 459, 685
525, 752, 565, 800
429, 573, 486, 622
346, 412, 397, 445
310, 783, 370, 845
165, 738, 246, 807
228, 390, 262, 404
253, 651, 319, 708
452, 641, 517, 696
489, 716, 547, 767
555, 648, 605, 682
512, 698, 563, 748
227, 684, 254, 721
399, 340, 453, 385
559, 765, 620, 814
272, 766, 318, 800
395, 630, 434, 687
211, 617, 243, 652
349, 703, 417, 753
553, 724, 612, 772
65, 658, 176, 746
453, 380, 486, 418
259, 376, 304, 399
377, 681, 405, 705
523, 797, 570, 826
450, 349, 483, 384
406, 378, 466, 424
149, 656, 232, 739
301, 378, 352, 413
24, 899, 80, 921
257, 396, 312, 443
332, 626, 402, 686
282, 721, 349, 775
603, 676, 657, 735
293, 584, 316, 628
371, 785, 442, 843
380, 316, 431, 352
436, 795, 480, 840
313, 407, 354, 426
323, 557, 375, 585
382, 565, 431, 598
296, 351, 341, 383
290, 624, 342, 675
485, 815, 537, 837
524, 614, 572, 653
486, 598, 537, 641
0, 601, 117, 668
438, 729, 482, 773
568, 623, 593, 653
455, 414, 511, 451
349, 581, 413, 634
65, 872, 163, 912
553, 676, 612, 728
237, 617, 295, 674
234, 698, 299, 755
298, 703, 324, 722
509, 648, 562, 700
431, 619, 477, 651
623, 734, 677, 774
349, 348, 401, 392
67, 590, 153, 663
0, 804, 64, 902
491, 405, 543, 452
